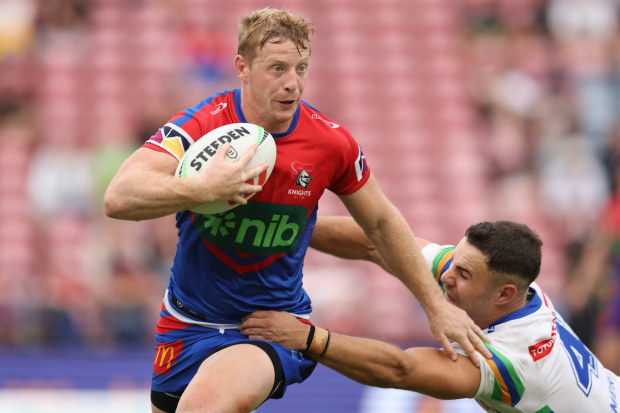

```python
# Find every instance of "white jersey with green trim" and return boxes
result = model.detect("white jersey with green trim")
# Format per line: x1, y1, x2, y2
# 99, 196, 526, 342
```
422, 243, 620, 413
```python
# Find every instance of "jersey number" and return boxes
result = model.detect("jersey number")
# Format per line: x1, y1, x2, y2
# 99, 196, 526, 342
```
557, 320, 598, 396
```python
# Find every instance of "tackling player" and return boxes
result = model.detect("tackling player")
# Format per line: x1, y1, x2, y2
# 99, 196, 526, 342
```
242, 218, 620, 412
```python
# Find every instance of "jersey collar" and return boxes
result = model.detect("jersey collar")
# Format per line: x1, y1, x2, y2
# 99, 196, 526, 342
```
486, 286, 542, 329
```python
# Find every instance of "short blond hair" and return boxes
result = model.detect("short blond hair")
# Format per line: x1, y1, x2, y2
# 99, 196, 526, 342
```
237, 7, 314, 65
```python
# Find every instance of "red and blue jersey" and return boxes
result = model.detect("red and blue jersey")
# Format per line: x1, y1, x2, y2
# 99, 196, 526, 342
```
144, 89, 370, 325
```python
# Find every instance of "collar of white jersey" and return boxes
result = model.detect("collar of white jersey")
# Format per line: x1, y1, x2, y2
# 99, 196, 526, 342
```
486, 285, 543, 330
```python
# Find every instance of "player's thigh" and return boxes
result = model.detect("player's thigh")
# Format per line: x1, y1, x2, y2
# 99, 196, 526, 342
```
177, 343, 275, 413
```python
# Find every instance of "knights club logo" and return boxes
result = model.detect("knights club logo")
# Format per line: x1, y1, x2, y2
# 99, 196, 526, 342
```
296, 170, 312, 188
292, 161, 314, 189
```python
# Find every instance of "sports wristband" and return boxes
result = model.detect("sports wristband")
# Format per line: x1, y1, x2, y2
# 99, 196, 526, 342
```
304, 325, 316, 353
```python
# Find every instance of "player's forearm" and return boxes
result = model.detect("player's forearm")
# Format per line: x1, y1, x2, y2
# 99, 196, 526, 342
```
366, 209, 445, 312
240, 309, 407, 386
303, 326, 411, 388
308, 327, 478, 399
339, 178, 445, 312
241, 311, 412, 388
241, 311, 479, 398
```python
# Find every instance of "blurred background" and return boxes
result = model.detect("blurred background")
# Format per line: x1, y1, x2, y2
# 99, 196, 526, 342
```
1, 0, 620, 411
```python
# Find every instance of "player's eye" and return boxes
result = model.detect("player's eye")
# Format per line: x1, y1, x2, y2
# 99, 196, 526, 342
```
273, 66, 283, 72
298, 64, 307, 72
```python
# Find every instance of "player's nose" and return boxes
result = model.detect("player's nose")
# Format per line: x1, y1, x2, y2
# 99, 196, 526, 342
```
439, 268, 455, 286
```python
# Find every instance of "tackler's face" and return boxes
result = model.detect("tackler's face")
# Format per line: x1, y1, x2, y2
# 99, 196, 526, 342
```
238, 39, 310, 134
439, 238, 498, 328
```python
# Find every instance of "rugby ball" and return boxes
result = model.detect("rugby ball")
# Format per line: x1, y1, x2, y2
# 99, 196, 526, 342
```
175, 123, 276, 214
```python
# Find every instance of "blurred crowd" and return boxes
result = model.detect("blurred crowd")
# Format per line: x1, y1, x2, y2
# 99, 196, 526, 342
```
0, 0, 619, 373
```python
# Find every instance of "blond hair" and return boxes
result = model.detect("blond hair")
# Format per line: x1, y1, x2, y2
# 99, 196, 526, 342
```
237, 7, 314, 65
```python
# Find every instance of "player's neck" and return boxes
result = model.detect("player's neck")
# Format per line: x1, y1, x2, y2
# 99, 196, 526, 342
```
480, 294, 529, 329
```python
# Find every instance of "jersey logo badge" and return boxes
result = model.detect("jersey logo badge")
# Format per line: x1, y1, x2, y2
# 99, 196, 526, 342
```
151, 124, 194, 160
529, 316, 557, 361
153, 340, 184, 375
210, 102, 227, 115
288, 162, 314, 197
311, 113, 339, 128
296, 169, 312, 188
193, 202, 308, 256
354, 144, 368, 182
292, 161, 314, 188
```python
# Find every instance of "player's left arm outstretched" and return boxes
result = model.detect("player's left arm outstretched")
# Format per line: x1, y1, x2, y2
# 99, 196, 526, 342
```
337, 175, 491, 365
240, 310, 481, 398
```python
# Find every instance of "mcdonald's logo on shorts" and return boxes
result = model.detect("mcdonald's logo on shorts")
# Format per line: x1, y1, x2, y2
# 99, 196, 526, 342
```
153, 340, 184, 375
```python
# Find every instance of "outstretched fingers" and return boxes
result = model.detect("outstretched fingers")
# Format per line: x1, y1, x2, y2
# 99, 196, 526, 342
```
429, 302, 492, 368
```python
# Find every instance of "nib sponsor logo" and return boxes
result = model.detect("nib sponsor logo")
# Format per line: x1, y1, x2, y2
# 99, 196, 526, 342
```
194, 202, 308, 255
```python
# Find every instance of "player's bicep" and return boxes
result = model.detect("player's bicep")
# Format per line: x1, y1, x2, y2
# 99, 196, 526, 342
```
400, 347, 481, 399
115, 147, 179, 177
105, 147, 178, 208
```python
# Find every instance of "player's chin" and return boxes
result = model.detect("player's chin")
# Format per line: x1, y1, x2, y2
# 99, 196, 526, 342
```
271, 108, 297, 125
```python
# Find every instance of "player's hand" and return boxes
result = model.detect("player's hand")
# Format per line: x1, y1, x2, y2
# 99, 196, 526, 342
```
427, 300, 491, 367
240, 310, 310, 351
193, 143, 269, 205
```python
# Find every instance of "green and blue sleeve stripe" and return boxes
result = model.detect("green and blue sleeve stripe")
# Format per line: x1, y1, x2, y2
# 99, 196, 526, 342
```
431, 246, 454, 291
484, 342, 525, 406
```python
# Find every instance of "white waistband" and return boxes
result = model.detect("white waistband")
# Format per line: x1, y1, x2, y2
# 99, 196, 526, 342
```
163, 290, 310, 330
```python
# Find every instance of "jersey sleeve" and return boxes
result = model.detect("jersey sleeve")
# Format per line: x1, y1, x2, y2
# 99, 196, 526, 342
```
141, 92, 233, 161
450, 341, 525, 407
421, 243, 454, 288
328, 140, 371, 196
143, 122, 197, 162
477, 344, 525, 407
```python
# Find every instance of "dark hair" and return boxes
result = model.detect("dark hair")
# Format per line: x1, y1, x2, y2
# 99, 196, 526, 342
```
465, 221, 542, 289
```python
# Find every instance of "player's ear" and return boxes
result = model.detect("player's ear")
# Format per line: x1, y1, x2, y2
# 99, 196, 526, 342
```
235, 55, 249, 80
496, 284, 518, 305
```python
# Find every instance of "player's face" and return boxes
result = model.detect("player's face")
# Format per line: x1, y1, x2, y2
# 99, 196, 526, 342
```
237, 39, 310, 134
440, 238, 500, 329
